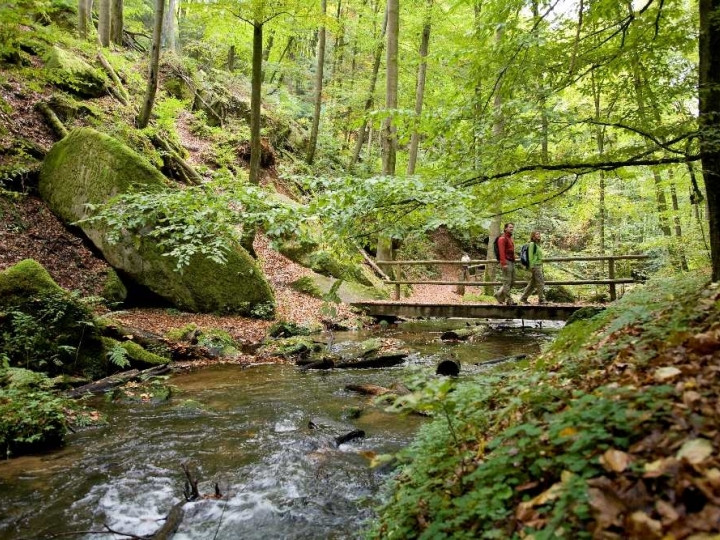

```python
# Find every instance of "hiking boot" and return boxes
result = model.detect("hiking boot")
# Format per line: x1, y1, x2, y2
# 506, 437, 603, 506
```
506, 299, 517, 306
538, 300, 547, 305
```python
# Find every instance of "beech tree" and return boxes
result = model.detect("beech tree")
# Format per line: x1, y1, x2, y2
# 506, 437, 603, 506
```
137, 0, 165, 128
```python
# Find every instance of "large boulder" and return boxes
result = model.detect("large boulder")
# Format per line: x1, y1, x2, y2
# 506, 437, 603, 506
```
39, 128, 275, 316
0, 259, 107, 378
44, 46, 107, 98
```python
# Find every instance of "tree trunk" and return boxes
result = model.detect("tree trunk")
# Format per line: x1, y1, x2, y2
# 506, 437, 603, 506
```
670, 180, 690, 271
349, 4, 387, 169
136, 0, 165, 128
406, 0, 432, 175
78, 0, 90, 38
227, 44, 236, 71
307, 0, 327, 164
98, 0, 111, 46
269, 36, 294, 84
249, 21, 263, 186
699, 0, 720, 281
241, 20, 264, 257
110, 0, 123, 45
591, 71, 607, 258
381, 0, 399, 177
162, 0, 176, 51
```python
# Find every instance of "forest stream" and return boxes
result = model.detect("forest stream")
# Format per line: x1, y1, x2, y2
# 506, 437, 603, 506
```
0, 319, 560, 540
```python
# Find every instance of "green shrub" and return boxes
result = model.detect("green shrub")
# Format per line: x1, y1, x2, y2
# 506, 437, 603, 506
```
0, 385, 70, 457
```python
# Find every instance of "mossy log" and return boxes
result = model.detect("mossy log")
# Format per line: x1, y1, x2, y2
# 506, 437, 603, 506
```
151, 134, 203, 185
440, 325, 488, 342
66, 364, 170, 398
151, 501, 185, 540
96, 52, 130, 106
335, 351, 408, 369
102, 322, 218, 361
299, 357, 336, 370
35, 102, 68, 138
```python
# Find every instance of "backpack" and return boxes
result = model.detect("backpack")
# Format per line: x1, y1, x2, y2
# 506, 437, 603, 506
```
493, 236, 500, 260
520, 243, 531, 269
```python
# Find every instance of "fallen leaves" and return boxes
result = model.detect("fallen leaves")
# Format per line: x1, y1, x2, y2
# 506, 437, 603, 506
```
677, 439, 714, 465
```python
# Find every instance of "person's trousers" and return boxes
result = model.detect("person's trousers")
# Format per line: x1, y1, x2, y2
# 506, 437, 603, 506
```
521, 265, 545, 301
496, 262, 515, 302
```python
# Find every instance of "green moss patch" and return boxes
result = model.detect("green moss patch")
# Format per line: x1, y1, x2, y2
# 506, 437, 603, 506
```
44, 46, 107, 97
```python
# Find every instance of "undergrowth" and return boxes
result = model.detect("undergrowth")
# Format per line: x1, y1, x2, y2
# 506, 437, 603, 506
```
370, 271, 715, 539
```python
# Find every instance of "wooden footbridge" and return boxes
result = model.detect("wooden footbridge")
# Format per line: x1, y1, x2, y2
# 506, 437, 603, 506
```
352, 254, 649, 322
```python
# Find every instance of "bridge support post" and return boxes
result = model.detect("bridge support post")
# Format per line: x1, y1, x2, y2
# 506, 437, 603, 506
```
609, 259, 616, 301
394, 283, 401, 300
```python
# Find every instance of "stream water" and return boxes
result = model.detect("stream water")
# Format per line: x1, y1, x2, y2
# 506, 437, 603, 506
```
0, 319, 560, 540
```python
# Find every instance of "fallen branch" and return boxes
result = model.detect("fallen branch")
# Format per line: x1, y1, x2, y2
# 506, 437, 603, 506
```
66, 365, 170, 398
152, 134, 204, 185
35, 102, 68, 138
97, 52, 130, 106
357, 247, 391, 281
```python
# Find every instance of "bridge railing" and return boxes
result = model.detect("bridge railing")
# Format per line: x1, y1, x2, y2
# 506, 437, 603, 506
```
376, 254, 650, 301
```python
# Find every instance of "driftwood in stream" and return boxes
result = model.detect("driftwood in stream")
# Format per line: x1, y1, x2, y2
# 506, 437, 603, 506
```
335, 352, 408, 369
66, 364, 170, 397
440, 325, 488, 342
335, 430, 366, 446
102, 322, 218, 361
475, 354, 527, 367
299, 356, 337, 370
151, 501, 185, 540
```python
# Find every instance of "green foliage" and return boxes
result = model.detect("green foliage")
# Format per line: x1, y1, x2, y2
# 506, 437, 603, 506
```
371, 272, 708, 538
0, 384, 70, 457
82, 178, 309, 271
0, 290, 99, 376
106, 342, 130, 369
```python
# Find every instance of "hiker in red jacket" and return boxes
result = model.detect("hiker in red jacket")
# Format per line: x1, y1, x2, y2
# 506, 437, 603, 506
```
494, 223, 516, 305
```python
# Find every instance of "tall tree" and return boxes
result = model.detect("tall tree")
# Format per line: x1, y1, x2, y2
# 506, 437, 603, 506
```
110, 0, 123, 45
406, 0, 432, 175
699, 0, 720, 280
162, 0, 177, 51
78, 0, 90, 38
378, 0, 399, 272
349, 3, 387, 169
98, 0, 111, 46
307, 0, 327, 164
137, 0, 165, 128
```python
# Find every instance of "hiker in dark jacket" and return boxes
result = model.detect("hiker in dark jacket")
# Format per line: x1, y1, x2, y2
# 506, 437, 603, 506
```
520, 231, 546, 304
494, 223, 516, 305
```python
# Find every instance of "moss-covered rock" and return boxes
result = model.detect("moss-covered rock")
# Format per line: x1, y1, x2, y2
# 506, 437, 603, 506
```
546, 285, 576, 303
0, 259, 62, 308
101, 268, 127, 304
289, 276, 324, 299
278, 238, 372, 286
44, 46, 107, 98
0, 260, 107, 378
101, 338, 169, 369
39, 128, 275, 315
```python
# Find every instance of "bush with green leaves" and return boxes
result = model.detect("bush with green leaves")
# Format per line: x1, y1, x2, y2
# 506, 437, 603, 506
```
0, 291, 106, 377
0, 365, 72, 457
